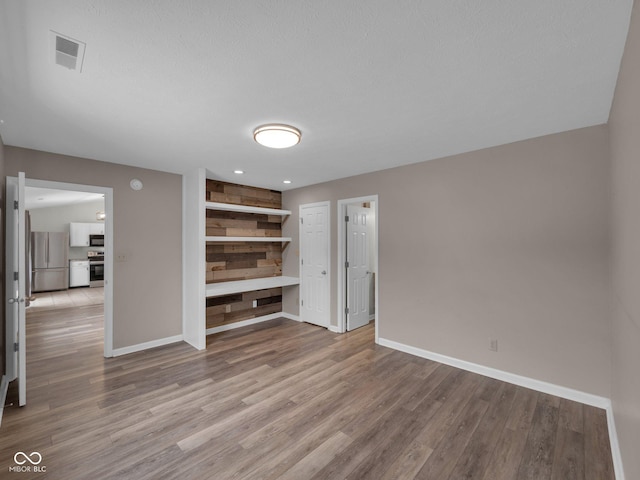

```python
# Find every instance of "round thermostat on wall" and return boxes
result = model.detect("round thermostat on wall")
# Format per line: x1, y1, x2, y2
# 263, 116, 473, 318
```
130, 178, 143, 191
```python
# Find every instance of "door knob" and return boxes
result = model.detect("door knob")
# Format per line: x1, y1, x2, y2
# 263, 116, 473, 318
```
321, 270, 327, 275
8, 298, 24, 304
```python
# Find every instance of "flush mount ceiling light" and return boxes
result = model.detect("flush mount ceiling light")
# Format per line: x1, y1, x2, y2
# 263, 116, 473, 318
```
234, 170, 244, 174
253, 124, 301, 149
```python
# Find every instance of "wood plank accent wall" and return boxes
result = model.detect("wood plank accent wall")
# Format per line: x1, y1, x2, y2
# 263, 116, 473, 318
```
206, 210, 283, 238
206, 287, 282, 329
206, 242, 282, 283
205, 179, 285, 328
206, 179, 281, 208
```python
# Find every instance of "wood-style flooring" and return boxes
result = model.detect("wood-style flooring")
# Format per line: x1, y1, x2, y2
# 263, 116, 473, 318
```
1, 298, 614, 479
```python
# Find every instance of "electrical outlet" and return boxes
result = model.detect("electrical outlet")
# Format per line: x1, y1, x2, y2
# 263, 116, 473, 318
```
252, 300, 257, 308
116, 253, 128, 262
489, 338, 498, 352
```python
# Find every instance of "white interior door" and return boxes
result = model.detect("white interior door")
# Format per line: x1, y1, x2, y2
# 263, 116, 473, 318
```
5, 172, 27, 406
346, 205, 370, 331
300, 203, 330, 327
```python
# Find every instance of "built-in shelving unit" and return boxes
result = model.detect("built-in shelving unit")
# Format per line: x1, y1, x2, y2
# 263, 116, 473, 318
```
182, 169, 298, 350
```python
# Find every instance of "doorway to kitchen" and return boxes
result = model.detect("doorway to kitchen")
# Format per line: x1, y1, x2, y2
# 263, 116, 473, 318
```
24, 178, 113, 357
337, 195, 379, 341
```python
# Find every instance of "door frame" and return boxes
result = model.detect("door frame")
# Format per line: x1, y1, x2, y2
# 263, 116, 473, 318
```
5, 173, 26, 405
22, 178, 114, 357
299, 201, 331, 328
337, 195, 379, 342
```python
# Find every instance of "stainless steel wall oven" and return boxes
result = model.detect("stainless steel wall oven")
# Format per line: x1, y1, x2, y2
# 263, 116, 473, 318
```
88, 251, 104, 287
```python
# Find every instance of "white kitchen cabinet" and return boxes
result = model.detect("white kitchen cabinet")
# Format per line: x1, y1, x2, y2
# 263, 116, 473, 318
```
70, 223, 91, 246
69, 222, 104, 246
90, 223, 105, 235
69, 260, 90, 287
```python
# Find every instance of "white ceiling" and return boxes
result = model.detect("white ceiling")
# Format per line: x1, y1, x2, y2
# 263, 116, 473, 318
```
25, 187, 104, 210
0, 1, 633, 191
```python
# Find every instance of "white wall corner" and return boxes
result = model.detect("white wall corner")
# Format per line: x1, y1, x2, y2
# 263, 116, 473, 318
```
606, 405, 626, 480
182, 167, 206, 350
328, 325, 340, 333
281, 312, 301, 322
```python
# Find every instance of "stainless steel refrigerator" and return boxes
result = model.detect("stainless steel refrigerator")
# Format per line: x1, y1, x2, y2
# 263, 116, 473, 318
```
31, 232, 69, 292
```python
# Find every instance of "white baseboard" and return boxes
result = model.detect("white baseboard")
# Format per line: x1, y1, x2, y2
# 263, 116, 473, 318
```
206, 313, 285, 336
112, 334, 184, 357
281, 312, 301, 322
0, 375, 8, 427
377, 337, 610, 408
290, 312, 336, 331
377, 336, 625, 479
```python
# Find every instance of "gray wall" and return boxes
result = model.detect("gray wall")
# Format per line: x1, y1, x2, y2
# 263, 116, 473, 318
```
5, 147, 182, 350
29, 199, 106, 260
283, 125, 611, 398
609, 0, 640, 477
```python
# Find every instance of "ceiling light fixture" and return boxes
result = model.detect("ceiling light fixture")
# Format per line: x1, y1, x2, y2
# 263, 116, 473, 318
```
253, 124, 301, 149
283, 180, 292, 184
234, 170, 244, 174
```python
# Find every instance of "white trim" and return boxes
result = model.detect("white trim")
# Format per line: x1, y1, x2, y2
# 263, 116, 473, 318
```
328, 325, 340, 333
0, 375, 8, 427
206, 202, 291, 216
205, 276, 299, 297
281, 312, 301, 322
299, 201, 331, 328
337, 195, 379, 343
377, 337, 610, 408
5, 176, 19, 384
23, 178, 114, 357
182, 168, 206, 350
206, 312, 284, 335
206, 236, 292, 242
606, 406, 626, 480
112, 334, 184, 357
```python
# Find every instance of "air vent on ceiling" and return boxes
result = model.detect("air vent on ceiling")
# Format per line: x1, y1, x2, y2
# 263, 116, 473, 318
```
50, 31, 86, 72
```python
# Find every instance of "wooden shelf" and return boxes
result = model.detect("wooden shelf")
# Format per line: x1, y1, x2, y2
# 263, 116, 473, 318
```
206, 236, 292, 243
206, 276, 299, 297
206, 202, 291, 216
